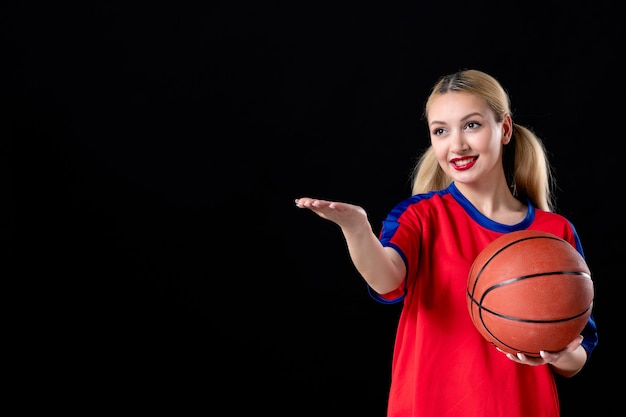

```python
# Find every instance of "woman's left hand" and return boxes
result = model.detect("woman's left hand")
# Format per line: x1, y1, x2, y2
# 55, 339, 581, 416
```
497, 335, 584, 366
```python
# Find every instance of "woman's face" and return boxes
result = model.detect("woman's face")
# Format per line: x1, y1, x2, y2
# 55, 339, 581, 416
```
427, 92, 511, 186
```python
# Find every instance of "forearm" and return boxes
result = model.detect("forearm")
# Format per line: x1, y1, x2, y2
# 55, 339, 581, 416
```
549, 345, 588, 378
341, 224, 405, 294
294, 197, 406, 293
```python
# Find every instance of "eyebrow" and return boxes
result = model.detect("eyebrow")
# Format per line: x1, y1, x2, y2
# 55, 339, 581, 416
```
429, 112, 483, 126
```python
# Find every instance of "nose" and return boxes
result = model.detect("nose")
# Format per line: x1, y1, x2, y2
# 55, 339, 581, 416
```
449, 130, 468, 153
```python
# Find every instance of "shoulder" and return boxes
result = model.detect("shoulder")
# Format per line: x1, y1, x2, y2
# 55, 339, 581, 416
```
532, 209, 581, 248
534, 208, 574, 228
386, 189, 451, 221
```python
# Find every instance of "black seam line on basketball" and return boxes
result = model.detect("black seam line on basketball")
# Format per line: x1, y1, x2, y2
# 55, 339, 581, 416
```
475, 304, 592, 324
483, 270, 592, 295
467, 270, 592, 306
468, 235, 567, 299
466, 288, 593, 322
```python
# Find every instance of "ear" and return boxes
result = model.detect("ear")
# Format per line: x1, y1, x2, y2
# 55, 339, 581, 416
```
502, 114, 513, 144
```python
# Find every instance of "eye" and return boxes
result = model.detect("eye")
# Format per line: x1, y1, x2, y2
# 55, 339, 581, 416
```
432, 127, 446, 136
465, 121, 482, 130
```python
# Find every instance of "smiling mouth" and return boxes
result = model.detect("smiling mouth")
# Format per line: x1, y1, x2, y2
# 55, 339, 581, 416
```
452, 156, 478, 167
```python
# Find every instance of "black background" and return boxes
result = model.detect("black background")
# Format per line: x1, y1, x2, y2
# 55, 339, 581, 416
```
3, 2, 622, 415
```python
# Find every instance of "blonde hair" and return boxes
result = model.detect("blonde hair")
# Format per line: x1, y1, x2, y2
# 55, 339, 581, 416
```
410, 69, 556, 212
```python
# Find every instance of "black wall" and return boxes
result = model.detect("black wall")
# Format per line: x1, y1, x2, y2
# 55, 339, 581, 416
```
3, 2, 621, 415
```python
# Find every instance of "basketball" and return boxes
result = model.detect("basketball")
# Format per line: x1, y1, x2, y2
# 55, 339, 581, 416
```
466, 230, 594, 357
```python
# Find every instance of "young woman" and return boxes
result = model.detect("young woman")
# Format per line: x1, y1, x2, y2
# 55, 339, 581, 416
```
295, 69, 598, 417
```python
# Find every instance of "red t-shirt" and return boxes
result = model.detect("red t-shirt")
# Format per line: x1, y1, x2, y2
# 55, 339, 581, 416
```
371, 182, 598, 417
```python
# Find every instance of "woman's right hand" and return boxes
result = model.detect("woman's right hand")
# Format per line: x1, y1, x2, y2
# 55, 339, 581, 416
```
295, 198, 369, 232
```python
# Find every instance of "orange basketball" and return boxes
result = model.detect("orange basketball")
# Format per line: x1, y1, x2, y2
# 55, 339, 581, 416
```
466, 230, 594, 357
